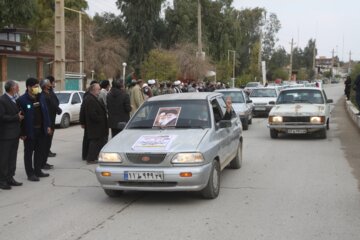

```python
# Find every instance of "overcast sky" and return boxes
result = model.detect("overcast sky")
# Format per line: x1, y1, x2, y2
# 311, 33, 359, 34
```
86, 0, 360, 61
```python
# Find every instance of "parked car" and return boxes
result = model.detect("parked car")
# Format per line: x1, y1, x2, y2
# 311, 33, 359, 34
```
244, 81, 263, 95
215, 88, 253, 130
267, 87, 333, 139
55, 90, 85, 128
95, 92, 243, 199
249, 87, 279, 117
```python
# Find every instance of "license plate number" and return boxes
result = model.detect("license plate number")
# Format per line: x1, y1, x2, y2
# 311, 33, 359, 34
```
124, 171, 164, 181
287, 129, 307, 134
255, 107, 266, 111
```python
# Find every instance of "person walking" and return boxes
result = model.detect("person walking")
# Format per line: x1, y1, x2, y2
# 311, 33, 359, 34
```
129, 79, 145, 116
344, 76, 351, 100
0, 80, 23, 189
83, 83, 108, 164
107, 80, 131, 138
355, 74, 360, 115
98, 80, 110, 110
40, 77, 62, 169
17, 78, 52, 181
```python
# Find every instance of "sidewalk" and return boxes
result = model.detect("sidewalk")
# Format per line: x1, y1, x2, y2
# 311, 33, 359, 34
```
345, 99, 360, 128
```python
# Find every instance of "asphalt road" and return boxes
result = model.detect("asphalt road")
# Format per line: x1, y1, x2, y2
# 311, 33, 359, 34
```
1, 83, 360, 240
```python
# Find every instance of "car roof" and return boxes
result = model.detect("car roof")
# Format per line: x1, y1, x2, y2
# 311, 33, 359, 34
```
55, 90, 84, 93
280, 87, 322, 92
147, 92, 222, 102
251, 87, 278, 90
214, 88, 244, 92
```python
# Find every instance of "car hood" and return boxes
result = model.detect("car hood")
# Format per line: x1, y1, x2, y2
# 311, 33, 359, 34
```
270, 104, 326, 116
101, 128, 210, 153
232, 103, 248, 113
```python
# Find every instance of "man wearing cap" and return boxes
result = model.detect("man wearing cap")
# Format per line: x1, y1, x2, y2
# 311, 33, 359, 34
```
0, 80, 23, 189
17, 78, 52, 181
148, 79, 159, 96
129, 79, 145, 116
173, 80, 182, 93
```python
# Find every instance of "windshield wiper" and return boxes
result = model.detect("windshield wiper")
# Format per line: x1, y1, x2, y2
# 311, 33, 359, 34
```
175, 125, 206, 129
128, 126, 152, 129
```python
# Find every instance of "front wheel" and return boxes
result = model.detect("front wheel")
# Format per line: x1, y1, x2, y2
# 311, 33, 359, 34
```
229, 141, 242, 169
201, 160, 220, 199
270, 129, 278, 139
242, 118, 249, 130
60, 114, 70, 128
318, 129, 327, 139
104, 189, 124, 197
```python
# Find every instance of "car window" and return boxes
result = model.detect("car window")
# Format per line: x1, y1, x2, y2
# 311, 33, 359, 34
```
211, 98, 224, 123
218, 91, 245, 103
71, 93, 81, 104
79, 92, 84, 100
250, 89, 277, 97
277, 89, 324, 104
56, 93, 71, 104
127, 100, 211, 129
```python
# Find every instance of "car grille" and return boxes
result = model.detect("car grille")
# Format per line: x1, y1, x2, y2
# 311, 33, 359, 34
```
126, 153, 167, 164
283, 116, 310, 123
119, 181, 177, 187
254, 103, 267, 106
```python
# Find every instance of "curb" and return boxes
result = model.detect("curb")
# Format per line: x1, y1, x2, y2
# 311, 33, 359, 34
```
345, 100, 360, 128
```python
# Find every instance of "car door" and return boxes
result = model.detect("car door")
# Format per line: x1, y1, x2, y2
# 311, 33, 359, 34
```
70, 92, 82, 121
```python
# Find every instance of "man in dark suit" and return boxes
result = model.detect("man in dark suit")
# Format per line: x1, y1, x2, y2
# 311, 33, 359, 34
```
83, 83, 108, 164
0, 80, 24, 189
106, 80, 131, 137
40, 77, 62, 169
17, 78, 52, 181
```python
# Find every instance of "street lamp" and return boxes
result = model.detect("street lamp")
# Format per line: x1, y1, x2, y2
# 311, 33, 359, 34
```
228, 50, 236, 88
91, 70, 94, 81
122, 62, 127, 81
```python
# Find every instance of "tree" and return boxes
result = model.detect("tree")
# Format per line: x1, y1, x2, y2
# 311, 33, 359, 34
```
0, 0, 37, 28
116, 0, 165, 67
141, 49, 177, 81
262, 13, 281, 62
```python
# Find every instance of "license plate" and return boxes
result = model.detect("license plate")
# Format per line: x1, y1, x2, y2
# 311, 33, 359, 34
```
287, 129, 307, 134
124, 171, 164, 181
255, 107, 266, 111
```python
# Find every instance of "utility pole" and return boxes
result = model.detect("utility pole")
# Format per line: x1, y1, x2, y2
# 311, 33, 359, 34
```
312, 39, 316, 80
331, 48, 335, 79
289, 38, 294, 81
228, 50, 236, 88
54, 0, 66, 90
196, 0, 204, 60
349, 51, 352, 74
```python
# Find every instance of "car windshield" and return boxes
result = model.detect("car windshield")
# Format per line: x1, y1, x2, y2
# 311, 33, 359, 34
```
250, 89, 277, 97
246, 83, 259, 88
276, 89, 324, 104
127, 100, 211, 129
217, 91, 245, 103
56, 93, 71, 104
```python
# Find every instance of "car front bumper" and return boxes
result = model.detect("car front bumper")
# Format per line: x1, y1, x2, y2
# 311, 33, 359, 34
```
95, 162, 212, 192
267, 123, 326, 133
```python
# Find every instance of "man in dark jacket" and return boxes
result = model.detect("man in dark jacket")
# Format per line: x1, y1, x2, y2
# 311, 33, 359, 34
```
0, 80, 23, 189
40, 77, 62, 169
107, 80, 131, 137
83, 83, 108, 164
17, 78, 52, 181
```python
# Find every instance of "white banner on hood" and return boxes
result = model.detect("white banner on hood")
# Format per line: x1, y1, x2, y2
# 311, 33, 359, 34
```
132, 135, 177, 151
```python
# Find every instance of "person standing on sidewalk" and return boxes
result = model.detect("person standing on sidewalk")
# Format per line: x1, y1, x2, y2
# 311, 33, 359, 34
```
0, 80, 23, 189
40, 77, 62, 169
355, 74, 360, 115
17, 78, 52, 181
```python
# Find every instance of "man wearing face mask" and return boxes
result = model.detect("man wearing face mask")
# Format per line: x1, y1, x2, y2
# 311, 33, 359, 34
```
17, 77, 52, 181
0, 80, 24, 189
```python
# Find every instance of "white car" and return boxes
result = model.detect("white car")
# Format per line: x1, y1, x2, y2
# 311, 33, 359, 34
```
249, 87, 279, 116
267, 87, 333, 139
55, 91, 85, 128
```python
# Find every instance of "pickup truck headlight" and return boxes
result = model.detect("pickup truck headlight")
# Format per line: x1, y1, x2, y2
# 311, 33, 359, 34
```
268, 116, 283, 123
310, 116, 325, 124
98, 152, 122, 163
171, 153, 204, 164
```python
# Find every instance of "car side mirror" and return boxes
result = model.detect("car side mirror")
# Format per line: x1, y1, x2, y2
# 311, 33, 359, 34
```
327, 99, 333, 103
246, 100, 252, 103
117, 122, 127, 130
219, 120, 232, 128
269, 101, 276, 105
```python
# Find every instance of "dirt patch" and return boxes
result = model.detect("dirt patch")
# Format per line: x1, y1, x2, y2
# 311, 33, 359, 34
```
333, 97, 360, 191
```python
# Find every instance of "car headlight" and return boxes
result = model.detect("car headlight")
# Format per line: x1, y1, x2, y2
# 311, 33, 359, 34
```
171, 153, 204, 164
268, 116, 283, 123
310, 116, 325, 124
98, 152, 122, 163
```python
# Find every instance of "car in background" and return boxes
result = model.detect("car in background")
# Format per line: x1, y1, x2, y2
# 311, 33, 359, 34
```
95, 92, 243, 199
244, 81, 263, 95
55, 90, 85, 128
249, 87, 279, 117
215, 88, 253, 130
267, 87, 333, 139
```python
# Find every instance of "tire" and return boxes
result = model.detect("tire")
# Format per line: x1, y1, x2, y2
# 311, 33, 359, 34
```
326, 118, 330, 130
318, 129, 327, 139
104, 189, 123, 197
60, 114, 70, 128
229, 141, 242, 169
270, 129, 278, 139
248, 115, 252, 125
201, 160, 220, 199
242, 118, 249, 130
